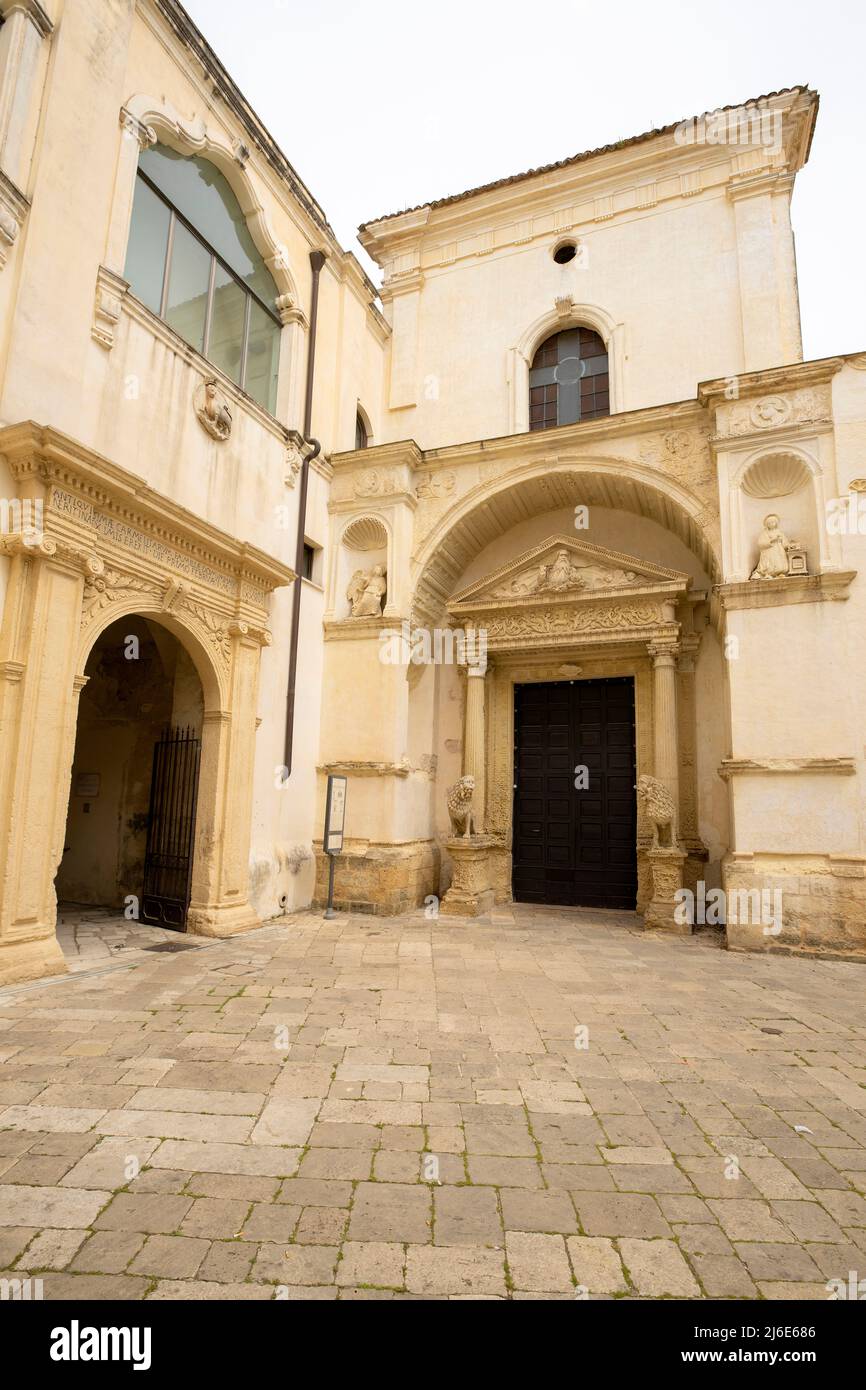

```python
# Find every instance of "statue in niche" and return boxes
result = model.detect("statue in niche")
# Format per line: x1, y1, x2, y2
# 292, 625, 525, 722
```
347, 564, 387, 617
750, 513, 792, 580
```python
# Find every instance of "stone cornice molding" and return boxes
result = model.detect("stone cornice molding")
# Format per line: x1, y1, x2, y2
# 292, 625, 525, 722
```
725, 169, 795, 203
318, 759, 412, 779
330, 439, 424, 474
698, 357, 846, 410
379, 269, 425, 303
719, 757, 856, 780
715, 571, 856, 610
323, 615, 406, 641
340, 400, 709, 475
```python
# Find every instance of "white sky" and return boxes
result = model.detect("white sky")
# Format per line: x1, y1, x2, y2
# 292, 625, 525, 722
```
184, 0, 864, 360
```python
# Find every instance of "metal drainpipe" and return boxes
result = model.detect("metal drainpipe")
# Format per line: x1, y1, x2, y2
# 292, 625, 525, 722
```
282, 248, 326, 779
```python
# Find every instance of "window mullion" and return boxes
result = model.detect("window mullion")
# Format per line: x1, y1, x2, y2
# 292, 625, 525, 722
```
202, 253, 217, 358
239, 292, 252, 390
159, 211, 176, 320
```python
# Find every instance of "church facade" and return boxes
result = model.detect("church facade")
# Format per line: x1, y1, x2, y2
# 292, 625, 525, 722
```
1, 0, 864, 987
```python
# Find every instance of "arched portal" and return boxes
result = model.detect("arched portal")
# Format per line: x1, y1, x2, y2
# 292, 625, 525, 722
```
57, 614, 205, 930
407, 460, 728, 918
0, 422, 294, 987
411, 458, 721, 626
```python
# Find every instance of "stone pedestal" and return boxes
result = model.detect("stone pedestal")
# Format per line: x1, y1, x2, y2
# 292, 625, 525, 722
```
644, 846, 689, 933
440, 836, 495, 918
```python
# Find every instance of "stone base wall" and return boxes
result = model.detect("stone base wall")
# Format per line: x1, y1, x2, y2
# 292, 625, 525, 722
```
313, 839, 440, 916
723, 853, 866, 960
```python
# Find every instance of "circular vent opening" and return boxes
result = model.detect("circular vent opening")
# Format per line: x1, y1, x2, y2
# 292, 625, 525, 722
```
553, 242, 578, 265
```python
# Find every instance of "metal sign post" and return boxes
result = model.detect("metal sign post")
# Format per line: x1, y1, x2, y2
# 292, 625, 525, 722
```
322, 774, 347, 920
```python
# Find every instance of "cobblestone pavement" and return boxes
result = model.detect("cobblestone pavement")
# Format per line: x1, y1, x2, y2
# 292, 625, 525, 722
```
2, 905, 866, 1301
57, 907, 202, 973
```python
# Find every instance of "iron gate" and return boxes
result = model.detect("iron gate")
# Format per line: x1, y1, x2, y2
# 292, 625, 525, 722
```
141, 726, 201, 929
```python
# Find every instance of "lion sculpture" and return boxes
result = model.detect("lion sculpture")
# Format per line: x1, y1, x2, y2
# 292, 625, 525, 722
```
447, 775, 476, 839
637, 775, 678, 849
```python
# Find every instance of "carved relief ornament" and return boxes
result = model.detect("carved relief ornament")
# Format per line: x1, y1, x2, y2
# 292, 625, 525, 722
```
719, 385, 832, 437
354, 468, 398, 498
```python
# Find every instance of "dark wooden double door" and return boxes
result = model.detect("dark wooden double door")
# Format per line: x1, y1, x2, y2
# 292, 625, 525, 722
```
512, 678, 637, 909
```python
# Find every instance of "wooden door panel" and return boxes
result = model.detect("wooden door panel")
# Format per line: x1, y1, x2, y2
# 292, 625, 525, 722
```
512, 677, 637, 909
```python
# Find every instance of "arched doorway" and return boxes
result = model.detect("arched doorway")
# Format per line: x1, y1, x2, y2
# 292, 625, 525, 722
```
56, 614, 204, 931
408, 460, 726, 917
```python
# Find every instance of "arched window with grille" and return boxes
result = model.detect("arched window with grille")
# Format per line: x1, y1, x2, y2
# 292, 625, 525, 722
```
124, 143, 281, 415
355, 411, 369, 449
528, 327, 609, 430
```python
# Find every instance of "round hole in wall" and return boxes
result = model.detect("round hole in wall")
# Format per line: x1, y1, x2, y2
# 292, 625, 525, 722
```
553, 241, 578, 264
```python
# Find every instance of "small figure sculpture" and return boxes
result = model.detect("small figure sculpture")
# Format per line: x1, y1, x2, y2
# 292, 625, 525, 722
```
447, 774, 476, 839
195, 379, 232, 440
495, 563, 548, 598
546, 548, 587, 591
347, 564, 387, 617
750, 513, 791, 580
637, 774, 677, 849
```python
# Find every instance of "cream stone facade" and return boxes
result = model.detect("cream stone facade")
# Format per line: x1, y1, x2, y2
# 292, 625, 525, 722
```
0, 3, 864, 985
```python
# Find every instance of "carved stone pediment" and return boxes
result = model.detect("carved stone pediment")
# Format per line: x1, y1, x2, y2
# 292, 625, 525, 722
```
446, 536, 689, 653
449, 535, 688, 609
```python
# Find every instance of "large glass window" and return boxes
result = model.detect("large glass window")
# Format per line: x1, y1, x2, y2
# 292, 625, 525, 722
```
124, 177, 170, 315
529, 327, 609, 430
123, 144, 281, 415
164, 219, 210, 353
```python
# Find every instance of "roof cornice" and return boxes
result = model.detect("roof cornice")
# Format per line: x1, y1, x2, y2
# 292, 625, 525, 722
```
359, 87, 818, 264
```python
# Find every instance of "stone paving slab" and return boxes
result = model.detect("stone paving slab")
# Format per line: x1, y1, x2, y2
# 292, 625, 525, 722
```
1, 906, 866, 1299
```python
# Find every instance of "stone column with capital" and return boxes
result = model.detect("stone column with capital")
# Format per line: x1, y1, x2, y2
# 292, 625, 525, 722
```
645, 638, 688, 932
462, 657, 488, 832
676, 633, 709, 895
648, 640, 681, 829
